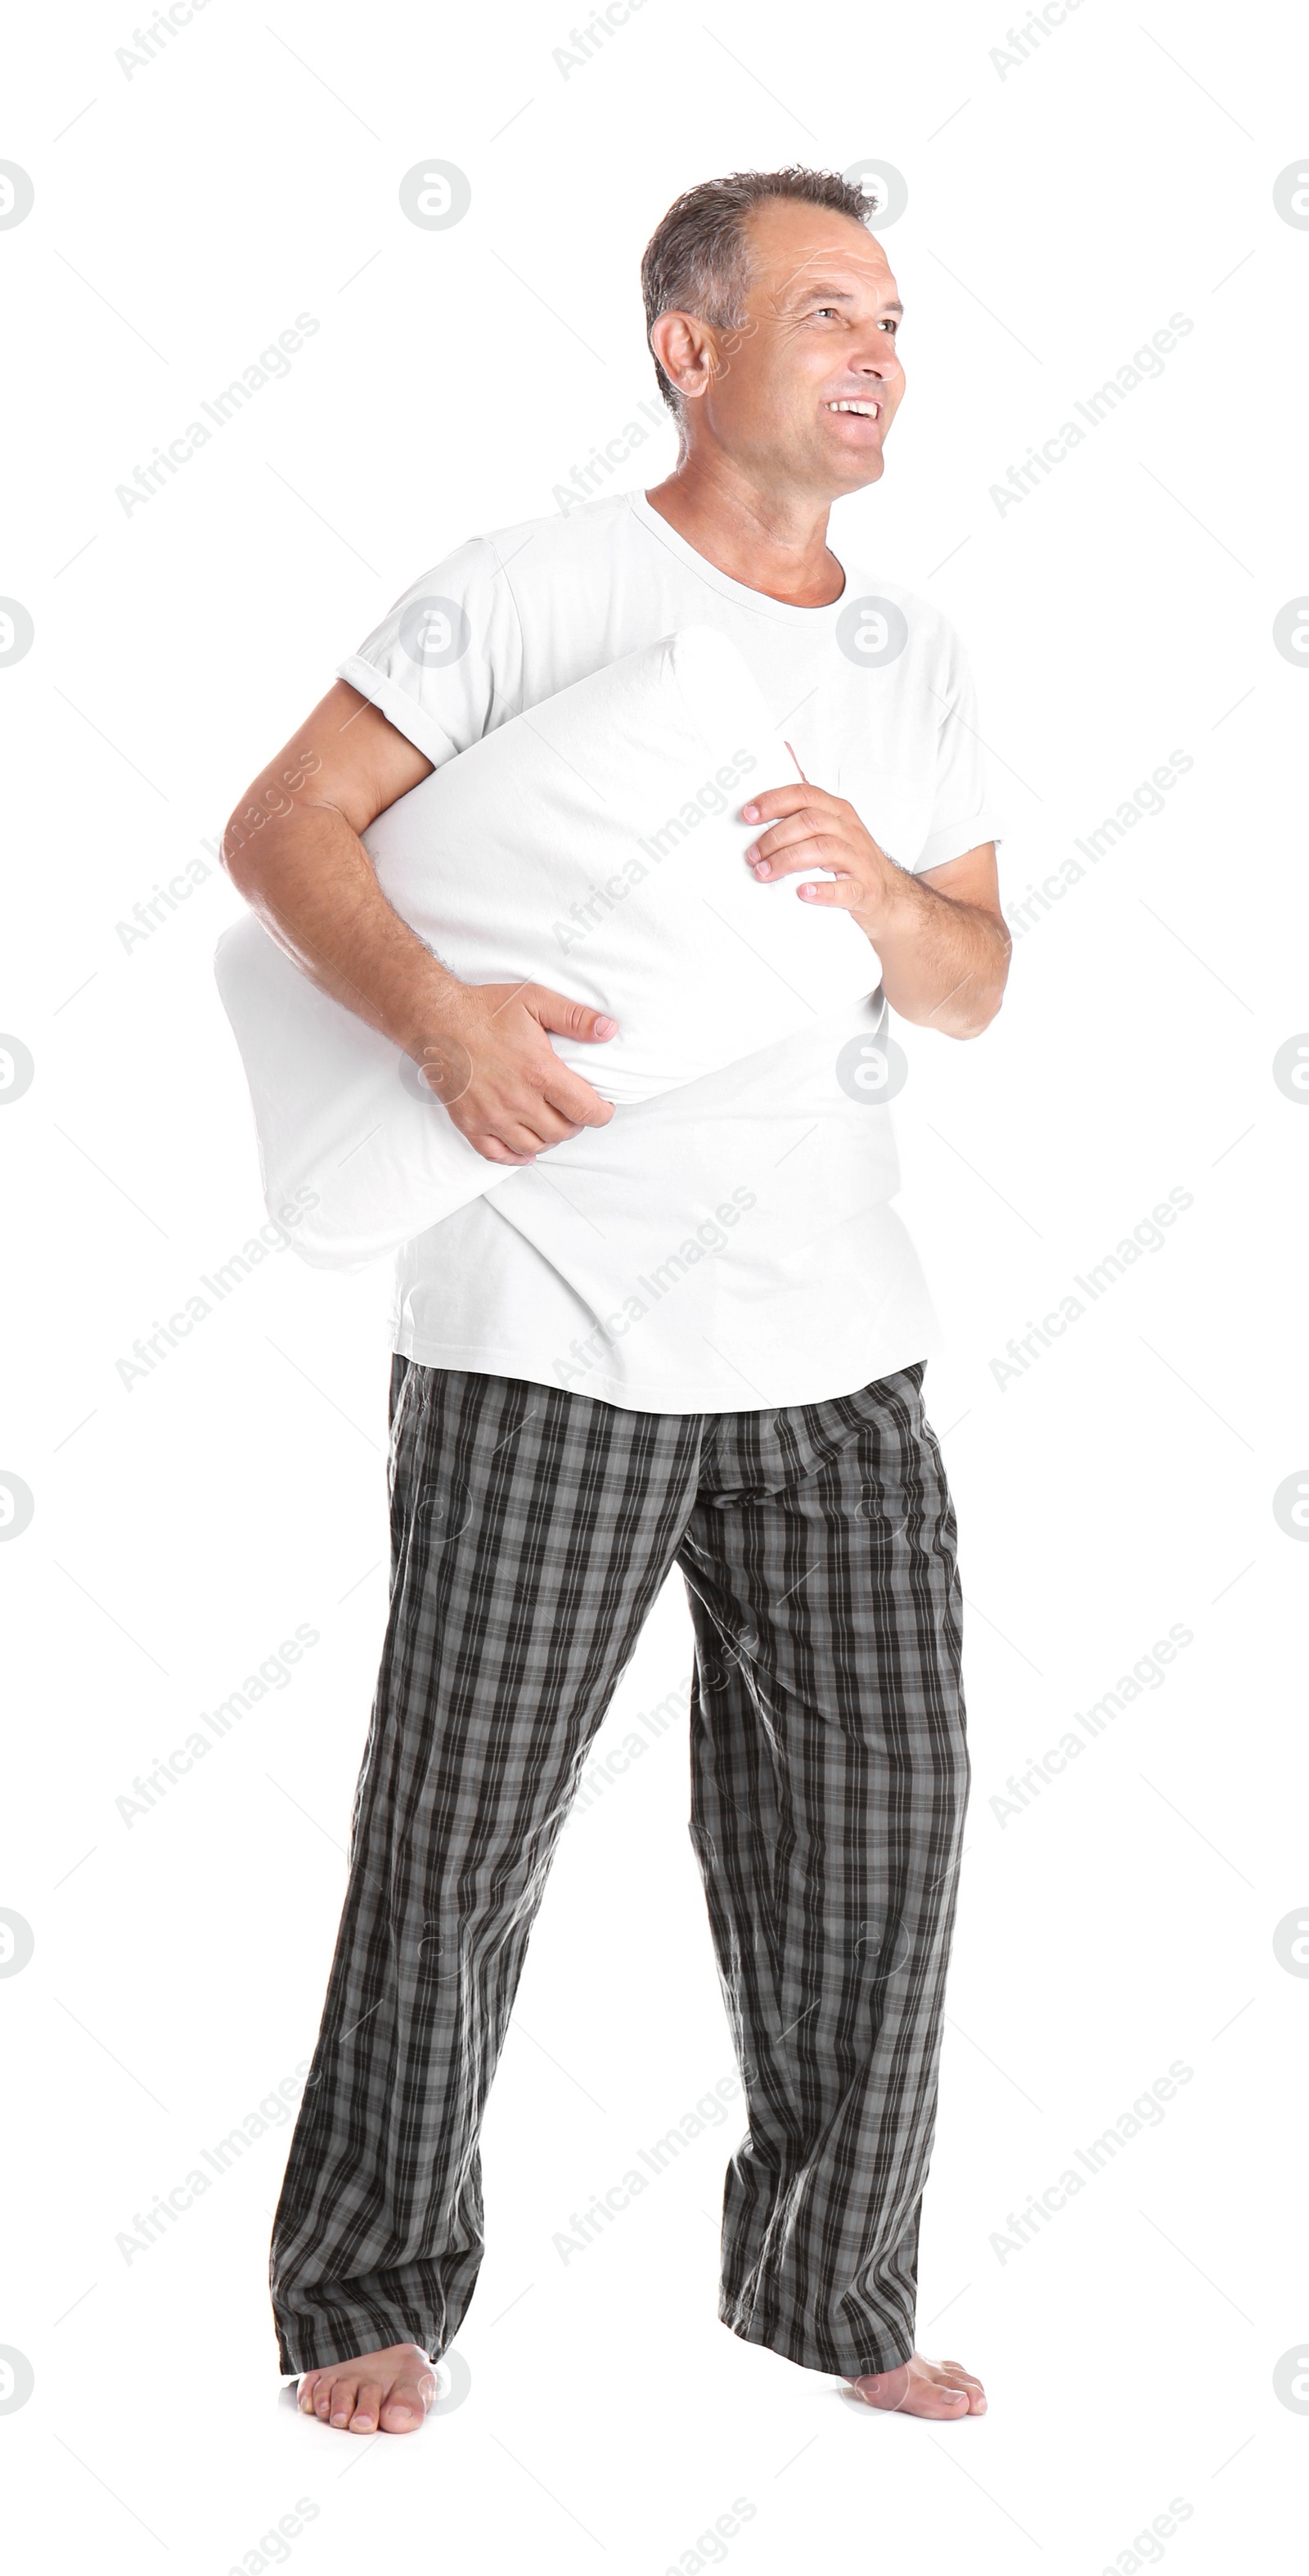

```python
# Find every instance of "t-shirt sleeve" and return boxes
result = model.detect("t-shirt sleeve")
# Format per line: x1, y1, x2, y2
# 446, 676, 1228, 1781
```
912, 626, 1004, 873
335, 535, 525, 772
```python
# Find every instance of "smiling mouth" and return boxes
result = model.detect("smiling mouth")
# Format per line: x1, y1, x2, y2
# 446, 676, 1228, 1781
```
825, 398, 882, 420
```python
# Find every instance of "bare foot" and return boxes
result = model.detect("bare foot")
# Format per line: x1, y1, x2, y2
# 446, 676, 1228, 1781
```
297, 2341, 438, 2434
844, 2351, 987, 2419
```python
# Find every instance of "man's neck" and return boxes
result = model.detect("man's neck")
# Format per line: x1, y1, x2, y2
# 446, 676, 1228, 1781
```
644, 459, 846, 609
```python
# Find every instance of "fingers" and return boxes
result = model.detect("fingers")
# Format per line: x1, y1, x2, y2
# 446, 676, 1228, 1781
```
461, 1124, 551, 1166
493, 1115, 575, 1157
512, 989, 619, 1124
503, 1097, 587, 1149
743, 817, 864, 906
753, 844, 849, 883
471, 1135, 538, 1166
794, 876, 860, 907
526, 984, 619, 1044
472, 1081, 610, 1151
750, 844, 861, 904
741, 783, 839, 827
455, 1092, 601, 1166
540, 1072, 615, 1131
742, 804, 834, 865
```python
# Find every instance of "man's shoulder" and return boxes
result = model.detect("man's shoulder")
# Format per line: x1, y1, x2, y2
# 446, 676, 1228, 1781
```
367, 493, 643, 642
466, 489, 641, 579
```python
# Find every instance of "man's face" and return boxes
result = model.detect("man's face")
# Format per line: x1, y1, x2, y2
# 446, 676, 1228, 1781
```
673, 200, 906, 498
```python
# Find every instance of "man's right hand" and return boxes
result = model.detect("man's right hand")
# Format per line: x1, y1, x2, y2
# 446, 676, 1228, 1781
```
408, 980, 619, 1166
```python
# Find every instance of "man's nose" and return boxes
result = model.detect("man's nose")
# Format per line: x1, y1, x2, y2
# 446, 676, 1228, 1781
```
852, 333, 900, 371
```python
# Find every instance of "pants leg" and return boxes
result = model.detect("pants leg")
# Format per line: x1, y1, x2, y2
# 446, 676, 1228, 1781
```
269, 1361, 702, 2374
674, 1362, 969, 2378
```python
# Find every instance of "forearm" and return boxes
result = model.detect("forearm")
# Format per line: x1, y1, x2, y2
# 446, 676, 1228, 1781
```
222, 799, 458, 1060
857, 868, 1010, 1038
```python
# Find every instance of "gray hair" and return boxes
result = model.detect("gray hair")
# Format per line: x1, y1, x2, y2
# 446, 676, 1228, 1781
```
640, 166, 874, 424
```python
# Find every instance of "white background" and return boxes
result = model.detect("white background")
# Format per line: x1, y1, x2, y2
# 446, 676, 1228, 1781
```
2, 0, 1307, 2568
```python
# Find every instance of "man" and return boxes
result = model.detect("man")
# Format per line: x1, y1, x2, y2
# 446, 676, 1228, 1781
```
224, 165, 1008, 2436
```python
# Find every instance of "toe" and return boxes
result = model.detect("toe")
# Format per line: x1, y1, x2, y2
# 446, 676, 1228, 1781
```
297, 2371, 320, 2416
328, 2374, 360, 2428
934, 2358, 987, 2412
349, 2380, 385, 2434
847, 2353, 987, 2421
929, 2367, 970, 2408
380, 2395, 421, 2432
380, 2367, 437, 2433
927, 2371, 976, 2417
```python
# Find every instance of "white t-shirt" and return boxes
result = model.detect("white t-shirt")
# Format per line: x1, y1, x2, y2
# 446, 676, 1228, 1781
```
337, 489, 1000, 1414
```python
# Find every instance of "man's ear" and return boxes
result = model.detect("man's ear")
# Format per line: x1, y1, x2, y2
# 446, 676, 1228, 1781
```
649, 308, 715, 402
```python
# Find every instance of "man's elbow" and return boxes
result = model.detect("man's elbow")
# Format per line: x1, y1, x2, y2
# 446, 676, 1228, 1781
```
221, 793, 295, 903
951, 951, 1010, 1038
219, 804, 259, 898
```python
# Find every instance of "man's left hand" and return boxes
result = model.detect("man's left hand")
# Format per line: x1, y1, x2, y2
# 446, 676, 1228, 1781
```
740, 782, 902, 938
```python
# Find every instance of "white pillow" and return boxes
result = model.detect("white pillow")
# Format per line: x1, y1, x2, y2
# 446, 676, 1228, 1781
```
214, 624, 877, 1269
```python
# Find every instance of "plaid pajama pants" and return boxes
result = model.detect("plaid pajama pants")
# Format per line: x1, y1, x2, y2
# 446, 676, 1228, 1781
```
270, 1354, 969, 2379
